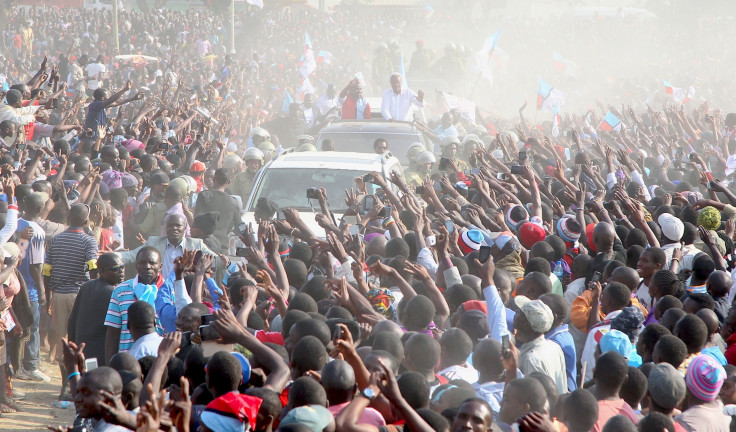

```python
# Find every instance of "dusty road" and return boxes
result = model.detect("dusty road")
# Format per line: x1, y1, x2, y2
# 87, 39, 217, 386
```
0, 359, 77, 431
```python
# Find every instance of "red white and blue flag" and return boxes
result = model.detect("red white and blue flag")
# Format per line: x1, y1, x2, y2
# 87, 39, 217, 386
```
537, 79, 567, 112
552, 102, 561, 137
316, 50, 332, 64
552, 51, 577, 77
663, 79, 695, 104
598, 111, 622, 132
474, 29, 502, 85
298, 32, 317, 78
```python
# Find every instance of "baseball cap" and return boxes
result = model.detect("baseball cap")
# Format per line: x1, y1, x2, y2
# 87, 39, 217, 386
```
280, 405, 333, 432
149, 172, 170, 186
658, 213, 684, 242
514, 295, 554, 334
648, 363, 686, 410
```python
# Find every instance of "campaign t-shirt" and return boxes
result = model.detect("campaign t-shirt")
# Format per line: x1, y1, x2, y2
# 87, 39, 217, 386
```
17, 218, 45, 302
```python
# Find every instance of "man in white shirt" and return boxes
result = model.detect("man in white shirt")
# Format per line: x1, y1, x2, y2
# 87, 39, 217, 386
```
301, 93, 316, 129
315, 84, 340, 121
380, 73, 424, 121
126, 300, 163, 360
85, 56, 107, 92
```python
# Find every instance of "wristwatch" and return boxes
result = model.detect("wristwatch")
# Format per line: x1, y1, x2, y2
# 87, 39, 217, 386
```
359, 387, 376, 401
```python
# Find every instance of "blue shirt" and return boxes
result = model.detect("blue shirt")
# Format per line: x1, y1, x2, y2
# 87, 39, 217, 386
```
155, 271, 223, 333
546, 324, 578, 391
105, 276, 165, 352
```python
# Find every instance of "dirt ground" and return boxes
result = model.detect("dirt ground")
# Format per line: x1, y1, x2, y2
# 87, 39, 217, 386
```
0, 358, 77, 431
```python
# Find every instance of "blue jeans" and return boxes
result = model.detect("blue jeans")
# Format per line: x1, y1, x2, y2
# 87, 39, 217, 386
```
22, 301, 40, 371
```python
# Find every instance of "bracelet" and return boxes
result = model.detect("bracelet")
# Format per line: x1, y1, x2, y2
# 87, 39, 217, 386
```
290, 228, 297, 237
67, 371, 80, 380
671, 258, 680, 262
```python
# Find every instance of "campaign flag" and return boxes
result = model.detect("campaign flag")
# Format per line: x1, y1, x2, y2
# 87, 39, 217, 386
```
316, 50, 333, 64
552, 51, 577, 77
664, 80, 695, 104
598, 111, 622, 132
663, 79, 674, 95
424, 4, 434, 21
298, 32, 317, 78
282, 89, 293, 114
440, 91, 476, 123
552, 102, 561, 138
246, 0, 264, 8
296, 77, 315, 101
537, 79, 567, 112
399, 52, 408, 90
474, 28, 502, 85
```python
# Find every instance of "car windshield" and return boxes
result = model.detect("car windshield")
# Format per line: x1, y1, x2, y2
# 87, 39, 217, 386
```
248, 168, 382, 212
318, 132, 424, 164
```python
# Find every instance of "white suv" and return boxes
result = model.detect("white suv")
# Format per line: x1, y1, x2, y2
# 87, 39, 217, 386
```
241, 150, 403, 238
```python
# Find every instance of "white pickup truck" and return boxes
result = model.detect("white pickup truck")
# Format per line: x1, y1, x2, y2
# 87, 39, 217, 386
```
240, 150, 403, 238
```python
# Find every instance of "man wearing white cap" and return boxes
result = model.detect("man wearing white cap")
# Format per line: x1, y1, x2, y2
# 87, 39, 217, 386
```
513, 295, 567, 394
658, 213, 684, 270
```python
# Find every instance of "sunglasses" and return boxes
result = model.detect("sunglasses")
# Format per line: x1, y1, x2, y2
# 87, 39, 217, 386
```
104, 265, 124, 272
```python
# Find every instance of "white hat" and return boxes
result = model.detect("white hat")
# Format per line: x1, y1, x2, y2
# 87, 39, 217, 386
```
658, 213, 684, 242
514, 295, 554, 334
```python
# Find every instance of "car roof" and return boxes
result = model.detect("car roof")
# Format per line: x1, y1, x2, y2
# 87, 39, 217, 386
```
267, 151, 399, 172
318, 120, 421, 135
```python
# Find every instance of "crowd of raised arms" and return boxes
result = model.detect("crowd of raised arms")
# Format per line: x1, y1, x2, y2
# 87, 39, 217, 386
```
1, 3, 736, 432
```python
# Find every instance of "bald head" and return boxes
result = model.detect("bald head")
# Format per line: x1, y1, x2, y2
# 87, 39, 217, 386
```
109, 352, 143, 378
84, 366, 123, 395
707, 270, 732, 298
321, 359, 355, 391
594, 222, 616, 251
609, 267, 640, 293
696, 308, 720, 337
69, 203, 90, 227
22, 193, 46, 217
373, 319, 403, 338
367, 235, 387, 257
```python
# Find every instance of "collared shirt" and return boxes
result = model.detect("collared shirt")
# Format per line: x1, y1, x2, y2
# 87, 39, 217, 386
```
518, 335, 568, 394
162, 240, 184, 279
128, 332, 163, 359
546, 324, 577, 391
380, 88, 423, 121
315, 94, 339, 118
44, 227, 98, 294
104, 276, 166, 352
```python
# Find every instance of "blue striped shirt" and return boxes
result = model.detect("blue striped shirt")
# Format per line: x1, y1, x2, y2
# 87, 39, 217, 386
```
45, 228, 98, 294
104, 276, 165, 352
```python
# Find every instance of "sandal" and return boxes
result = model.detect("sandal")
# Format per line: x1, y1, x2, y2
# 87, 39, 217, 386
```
0, 404, 17, 413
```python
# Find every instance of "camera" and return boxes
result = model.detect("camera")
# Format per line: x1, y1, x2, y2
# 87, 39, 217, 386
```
306, 187, 320, 199
415, 185, 425, 194
510, 165, 524, 175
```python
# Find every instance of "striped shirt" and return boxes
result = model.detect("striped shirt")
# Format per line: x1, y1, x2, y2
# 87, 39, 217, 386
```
104, 276, 166, 352
43, 228, 98, 294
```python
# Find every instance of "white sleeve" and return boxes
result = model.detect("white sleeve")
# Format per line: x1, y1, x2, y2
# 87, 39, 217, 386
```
443, 266, 463, 289
417, 248, 438, 279
606, 172, 616, 190
380, 92, 392, 120
173, 278, 192, 313
630, 170, 652, 201
483, 285, 508, 341
0, 207, 18, 246
334, 257, 357, 283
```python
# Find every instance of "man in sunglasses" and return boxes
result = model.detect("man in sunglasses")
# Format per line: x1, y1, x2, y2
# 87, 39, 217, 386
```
68, 253, 125, 368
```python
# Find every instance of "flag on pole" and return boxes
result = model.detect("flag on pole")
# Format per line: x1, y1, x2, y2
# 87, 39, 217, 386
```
663, 79, 674, 95
424, 4, 434, 21
296, 77, 315, 101
298, 32, 317, 78
552, 51, 577, 77
282, 89, 293, 113
598, 111, 622, 132
552, 102, 561, 138
537, 79, 567, 112
399, 52, 408, 90
246, 0, 264, 8
316, 50, 333, 64
439, 91, 476, 123
474, 28, 502, 85
663, 80, 695, 104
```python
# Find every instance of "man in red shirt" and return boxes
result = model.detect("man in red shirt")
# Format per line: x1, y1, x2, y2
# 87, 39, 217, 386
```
339, 78, 371, 120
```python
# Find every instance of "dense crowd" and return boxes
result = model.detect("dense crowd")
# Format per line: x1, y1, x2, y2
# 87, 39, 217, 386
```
0, 3, 736, 432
